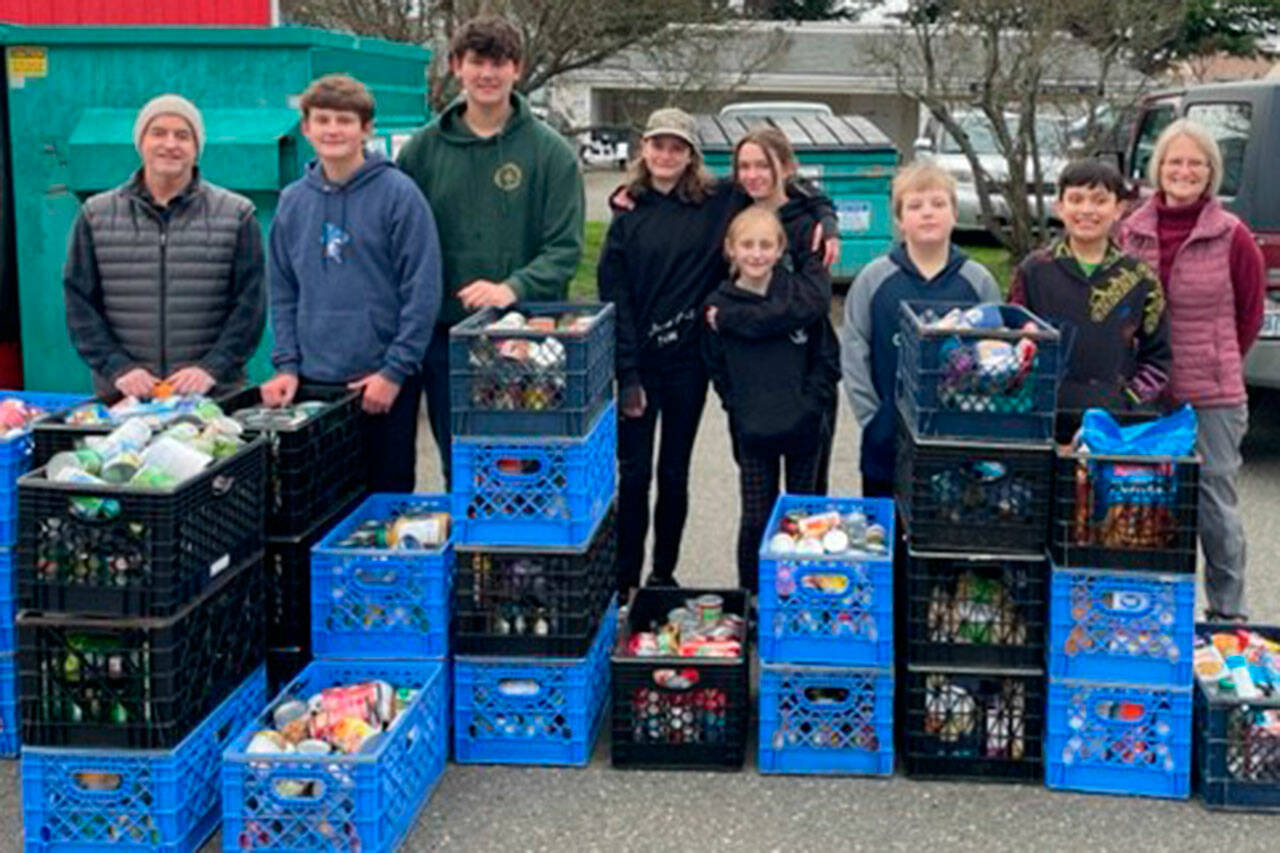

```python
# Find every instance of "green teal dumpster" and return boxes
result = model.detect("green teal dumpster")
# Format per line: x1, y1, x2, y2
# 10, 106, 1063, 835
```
0, 25, 431, 393
697, 114, 899, 283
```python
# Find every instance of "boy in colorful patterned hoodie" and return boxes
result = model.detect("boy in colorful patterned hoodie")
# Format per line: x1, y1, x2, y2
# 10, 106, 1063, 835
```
1009, 160, 1172, 442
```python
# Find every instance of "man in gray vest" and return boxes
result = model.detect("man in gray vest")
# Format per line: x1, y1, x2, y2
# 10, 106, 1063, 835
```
63, 94, 265, 399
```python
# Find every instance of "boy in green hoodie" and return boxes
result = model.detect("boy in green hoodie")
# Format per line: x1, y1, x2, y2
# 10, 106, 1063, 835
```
396, 15, 586, 483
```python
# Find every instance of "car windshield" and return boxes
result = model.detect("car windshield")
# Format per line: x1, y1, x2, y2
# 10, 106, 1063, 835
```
941, 114, 1065, 156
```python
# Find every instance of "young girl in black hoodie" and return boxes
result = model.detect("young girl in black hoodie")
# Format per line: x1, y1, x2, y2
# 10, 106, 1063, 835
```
704, 205, 841, 591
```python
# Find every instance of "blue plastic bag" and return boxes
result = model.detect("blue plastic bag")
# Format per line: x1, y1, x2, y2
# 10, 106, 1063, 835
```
1079, 405, 1198, 458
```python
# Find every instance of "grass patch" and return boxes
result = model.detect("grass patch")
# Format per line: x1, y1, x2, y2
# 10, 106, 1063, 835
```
568, 221, 607, 302
956, 240, 1015, 297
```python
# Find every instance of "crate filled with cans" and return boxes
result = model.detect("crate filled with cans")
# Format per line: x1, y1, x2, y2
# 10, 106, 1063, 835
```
893, 302, 1053, 783
0, 391, 87, 757
754, 495, 894, 776
1045, 407, 1199, 800
220, 486, 453, 851
451, 302, 618, 767
12, 387, 269, 851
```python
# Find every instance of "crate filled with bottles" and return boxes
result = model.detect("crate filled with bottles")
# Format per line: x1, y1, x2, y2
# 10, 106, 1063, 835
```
611, 588, 750, 770
1193, 623, 1280, 811
904, 551, 1047, 671
453, 597, 617, 766
21, 666, 265, 852
18, 555, 264, 749
310, 493, 453, 659
455, 503, 615, 658
449, 302, 615, 438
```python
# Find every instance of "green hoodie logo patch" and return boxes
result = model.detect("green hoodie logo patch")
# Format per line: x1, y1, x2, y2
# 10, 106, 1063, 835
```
494, 162, 523, 192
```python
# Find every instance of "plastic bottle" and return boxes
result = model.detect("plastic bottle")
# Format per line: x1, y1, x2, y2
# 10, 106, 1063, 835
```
1226, 654, 1261, 699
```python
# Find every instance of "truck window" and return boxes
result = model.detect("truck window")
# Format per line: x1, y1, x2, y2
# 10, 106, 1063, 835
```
1184, 102, 1252, 197
1130, 104, 1176, 184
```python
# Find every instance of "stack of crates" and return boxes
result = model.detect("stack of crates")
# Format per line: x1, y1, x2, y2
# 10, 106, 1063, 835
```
447, 303, 618, 767
754, 495, 895, 776
1045, 436, 1199, 799
14, 396, 269, 851
0, 390, 85, 758
220, 494, 450, 853
894, 301, 1060, 782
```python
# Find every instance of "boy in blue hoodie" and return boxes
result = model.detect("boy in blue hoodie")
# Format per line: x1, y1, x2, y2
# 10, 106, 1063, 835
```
841, 163, 1000, 497
262, 74, 442, 492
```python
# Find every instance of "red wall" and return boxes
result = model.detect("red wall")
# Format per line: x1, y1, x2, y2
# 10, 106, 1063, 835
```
0, 0, 273, 26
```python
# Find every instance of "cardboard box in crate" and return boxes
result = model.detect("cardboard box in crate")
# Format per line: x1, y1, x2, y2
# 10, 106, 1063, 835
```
18, 555, 265, 749
21, 666, 265, 852
222, 658, 447, 853
449, 302, 615, 438
17, 438, 266, 618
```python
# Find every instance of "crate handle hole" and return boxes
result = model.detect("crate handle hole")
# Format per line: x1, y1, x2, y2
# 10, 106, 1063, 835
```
354, 568, 401, 586
65, 496, 122, 523
803, 686, 851, 706
497, 678, 542, 697
1093, 698, 1148, 724
73, 771, 122, 792
493, 455, 546, 479
272, 778, 325, 800
1097, 589, 1153, 617
797, 573, 850, 595
653, 668, 700, 690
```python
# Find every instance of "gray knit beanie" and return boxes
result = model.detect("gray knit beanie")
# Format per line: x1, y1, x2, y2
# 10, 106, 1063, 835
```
133, 94, 205, 157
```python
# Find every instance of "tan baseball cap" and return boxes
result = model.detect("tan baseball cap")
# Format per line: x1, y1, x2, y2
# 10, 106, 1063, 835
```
643, 107, 699, 153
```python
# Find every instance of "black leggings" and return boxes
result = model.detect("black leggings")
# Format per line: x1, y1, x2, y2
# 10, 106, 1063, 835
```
616, 369, 708, 592
736, 444, 821, 592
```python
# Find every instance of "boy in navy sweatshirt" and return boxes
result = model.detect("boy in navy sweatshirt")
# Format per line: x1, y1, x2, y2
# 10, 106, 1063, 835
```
262, 74, 442, 492
1009, 160, 1171, 442
841, 163, 1000, 497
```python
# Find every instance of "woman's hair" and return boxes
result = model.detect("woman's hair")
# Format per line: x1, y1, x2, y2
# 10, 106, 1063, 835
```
723, 204, 788, 267
624, 131, 714, 204
891, 162, 957, 219
733, 127, 797, 195
1148, 118, 1224, 199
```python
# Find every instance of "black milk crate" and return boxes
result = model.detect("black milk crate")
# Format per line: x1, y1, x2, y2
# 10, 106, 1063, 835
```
264, 487, 365, 650
1051, 446, 1199, 573
18, 554, 265, 749
17, 438, 267, 618
266, 646, 311, 698
611, 588, 750, 770
905, 550, 1048, 671
450, 302, 616, 438
1194, 622, 1280, 811
900, 665, 1045, 782
896, 301, 1061, 444
896, 424, 1052, 554
220, 384, 366, 538
455, 503, 616, 657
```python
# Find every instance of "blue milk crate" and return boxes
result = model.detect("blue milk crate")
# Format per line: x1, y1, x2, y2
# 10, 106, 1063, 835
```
449, 302, 616, 438
310, 493, 452, 659
895, 301, 1061, 444
21, 665, 265, 852
758, 663, 894, 776
1049, 567, 1195, 686
222, 658, 447, 853
452, 400, 616, 548
1193, 622, 1280, 812
0, 547, 15, 654
0, 391, 87, 546
757, 496, 894, 667
0, 651, 16, 756
453, 596, 617, 766
1046, 679, 1192, 799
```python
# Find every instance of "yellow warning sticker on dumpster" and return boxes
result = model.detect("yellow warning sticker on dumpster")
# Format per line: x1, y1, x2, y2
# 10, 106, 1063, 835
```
8, 47, 47, 78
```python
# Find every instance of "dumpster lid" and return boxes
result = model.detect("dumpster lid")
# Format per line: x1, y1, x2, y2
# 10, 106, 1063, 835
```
67, 107, 299, 193
695, 113, 895, 152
